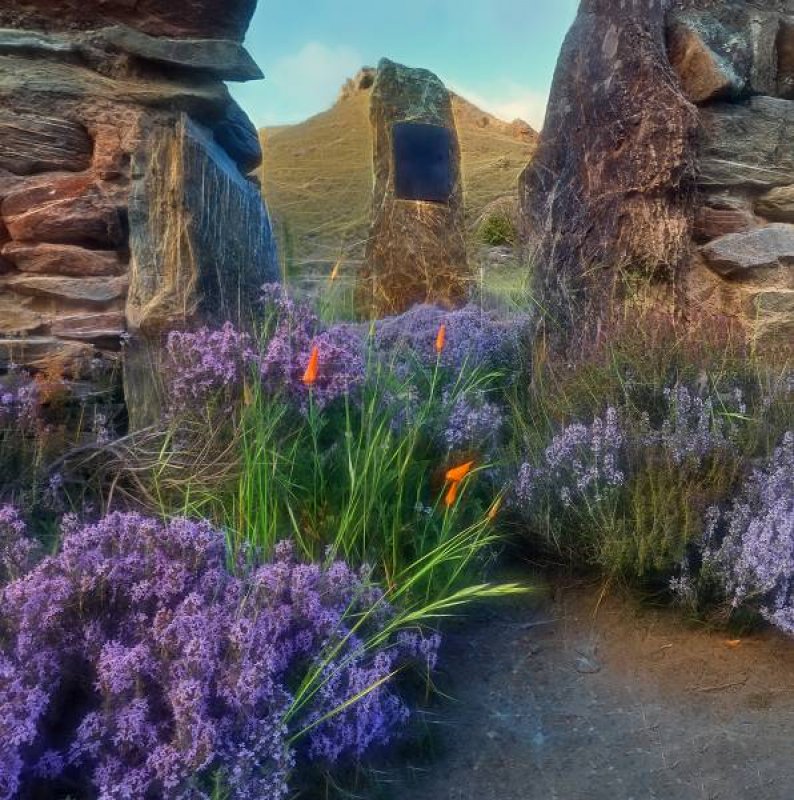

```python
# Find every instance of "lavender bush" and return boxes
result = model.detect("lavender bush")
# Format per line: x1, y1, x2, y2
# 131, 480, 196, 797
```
0, 512, 437, 800
374, 303, 527, 376
699, 432, 794, 633
514, 384, 744, 578
165, 322, 257, 415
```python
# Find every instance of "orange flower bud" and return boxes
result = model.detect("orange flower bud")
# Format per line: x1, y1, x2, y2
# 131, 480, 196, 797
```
444, 481, 459, 508
435, 323, 447, 354
303, 345, 319, 386
445, 460, 474, 483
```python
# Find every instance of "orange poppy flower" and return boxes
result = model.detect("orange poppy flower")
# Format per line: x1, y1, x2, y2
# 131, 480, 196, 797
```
329, 258, 342, 282
435, 323, 447, 354
444, 481, 459, 508
303, 346, 319, 386
445, 460, 474, 483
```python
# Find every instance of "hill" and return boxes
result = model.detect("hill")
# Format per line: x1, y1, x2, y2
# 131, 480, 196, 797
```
259, 71, 538, 275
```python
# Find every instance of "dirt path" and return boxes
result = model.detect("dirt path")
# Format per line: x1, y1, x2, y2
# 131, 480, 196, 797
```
387, 581, 794, 800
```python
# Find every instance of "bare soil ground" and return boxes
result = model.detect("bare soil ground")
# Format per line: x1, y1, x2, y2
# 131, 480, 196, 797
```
388, 580, 794, 800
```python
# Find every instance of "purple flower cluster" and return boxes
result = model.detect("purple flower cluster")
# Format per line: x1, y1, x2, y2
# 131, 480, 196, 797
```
644, 384, 735, 467
165, 322, 257, 415
516, 407, 626, 509
260, 285, 366, 411
0, 513, 437, 799
0, 506, 39, 585
0, 370, 40, 433
701, 432, 794, 634
443, 391, 504, 455
374, 304, 527, 375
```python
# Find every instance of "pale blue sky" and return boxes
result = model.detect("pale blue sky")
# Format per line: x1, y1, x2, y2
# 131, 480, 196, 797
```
230, 0, 579, 131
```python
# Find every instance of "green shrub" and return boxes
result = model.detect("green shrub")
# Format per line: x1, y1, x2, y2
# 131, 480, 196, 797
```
478, 210, 517, 247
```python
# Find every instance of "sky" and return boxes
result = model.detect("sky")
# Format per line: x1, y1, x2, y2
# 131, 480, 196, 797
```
230, 0, 579, 132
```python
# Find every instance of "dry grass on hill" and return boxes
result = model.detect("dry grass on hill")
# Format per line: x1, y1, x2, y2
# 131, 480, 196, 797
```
259, 88, 537, 277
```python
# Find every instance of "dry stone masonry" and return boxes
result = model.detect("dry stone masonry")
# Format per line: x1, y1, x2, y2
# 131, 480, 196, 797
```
521, 0, 794, 353
362, 58, 469, 315
0, 0, 278, 420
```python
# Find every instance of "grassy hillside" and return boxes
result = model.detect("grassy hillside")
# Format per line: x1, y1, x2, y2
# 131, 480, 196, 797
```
259, 85, 537, 277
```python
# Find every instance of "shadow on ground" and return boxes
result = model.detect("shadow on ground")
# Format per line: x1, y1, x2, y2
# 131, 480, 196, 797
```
386, 580, 794, 800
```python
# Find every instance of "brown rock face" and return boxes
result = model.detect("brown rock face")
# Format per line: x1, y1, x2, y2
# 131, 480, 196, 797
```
520, 0, 698, 347
0, 0, 279, 420
0, 0, 257, 41
362, 59, 469, 315
521, 0, 794, 353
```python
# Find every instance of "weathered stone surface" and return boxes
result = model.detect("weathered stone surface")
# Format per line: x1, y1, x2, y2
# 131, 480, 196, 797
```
0, 56, 230, 119
0, 294, 42, 334
362, 58, 469, 315
0, 0, 258, 41
520, 0, 698, 345
52, 311, 126, 340
1, 274, 128, 303
521, 0, 794, 355
1, 241, 126, 276
127, 114, 278, 334
694, 203, 756, 241
97, 26, 263, 82
0, 0, 276, 423
701, 224, 794, 276
777, 17, 794, 98
0, 26, 262, 83
666, 15, 745, 104
698, 98, 794, 188
753, 288, 794, 313
0, 111, 92, 175
0, 336, 96, 372
3, 174, 126, 247
214, 101, 263, 174
756, 184, 794, 221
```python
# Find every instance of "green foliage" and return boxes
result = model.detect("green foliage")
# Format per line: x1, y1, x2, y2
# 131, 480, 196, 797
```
477, 210, 517, 247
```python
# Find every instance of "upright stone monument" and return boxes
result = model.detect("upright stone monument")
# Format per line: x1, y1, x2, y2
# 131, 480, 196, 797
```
362, 58, 469, 315
0, 0, 279, 424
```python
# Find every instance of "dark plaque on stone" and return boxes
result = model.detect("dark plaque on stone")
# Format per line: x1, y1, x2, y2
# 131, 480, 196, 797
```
393, 122, 452, 204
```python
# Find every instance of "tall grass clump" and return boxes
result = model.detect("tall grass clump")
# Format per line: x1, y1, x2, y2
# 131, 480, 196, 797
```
126, 293, 528, 600
510, 304, 793, 587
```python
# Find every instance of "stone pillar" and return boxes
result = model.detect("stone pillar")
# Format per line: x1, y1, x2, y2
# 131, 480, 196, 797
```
520, 0, 794, 354
0, 1, 279, 424
362, 58, 469, 316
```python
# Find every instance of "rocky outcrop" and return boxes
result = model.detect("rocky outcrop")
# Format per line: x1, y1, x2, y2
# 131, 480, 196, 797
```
362, 58, 469, 315
0, 0, 279, 423
521, 0, 794, 353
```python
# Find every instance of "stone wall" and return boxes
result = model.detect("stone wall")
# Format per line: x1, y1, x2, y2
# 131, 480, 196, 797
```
521, 0, 794, 353
0, 1, 278, 420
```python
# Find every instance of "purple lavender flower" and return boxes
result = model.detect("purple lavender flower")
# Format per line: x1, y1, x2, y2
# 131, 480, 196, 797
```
374, 303, 528, 375
515, 406, 626, 509
0, 506, 39, 585
165, 322, 257, 415
702, 432, 794, 634
443, 390, 504, 455
0, 513, 435, 799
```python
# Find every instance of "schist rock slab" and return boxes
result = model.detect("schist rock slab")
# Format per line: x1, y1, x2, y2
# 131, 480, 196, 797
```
1, 242, 126, 276
0, 112, 93, 175
125, 115, 279, 426
0, 0, 258, 42
362, 58, 469, 315
701, 224, 794, 277
127, 114, 278, 334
